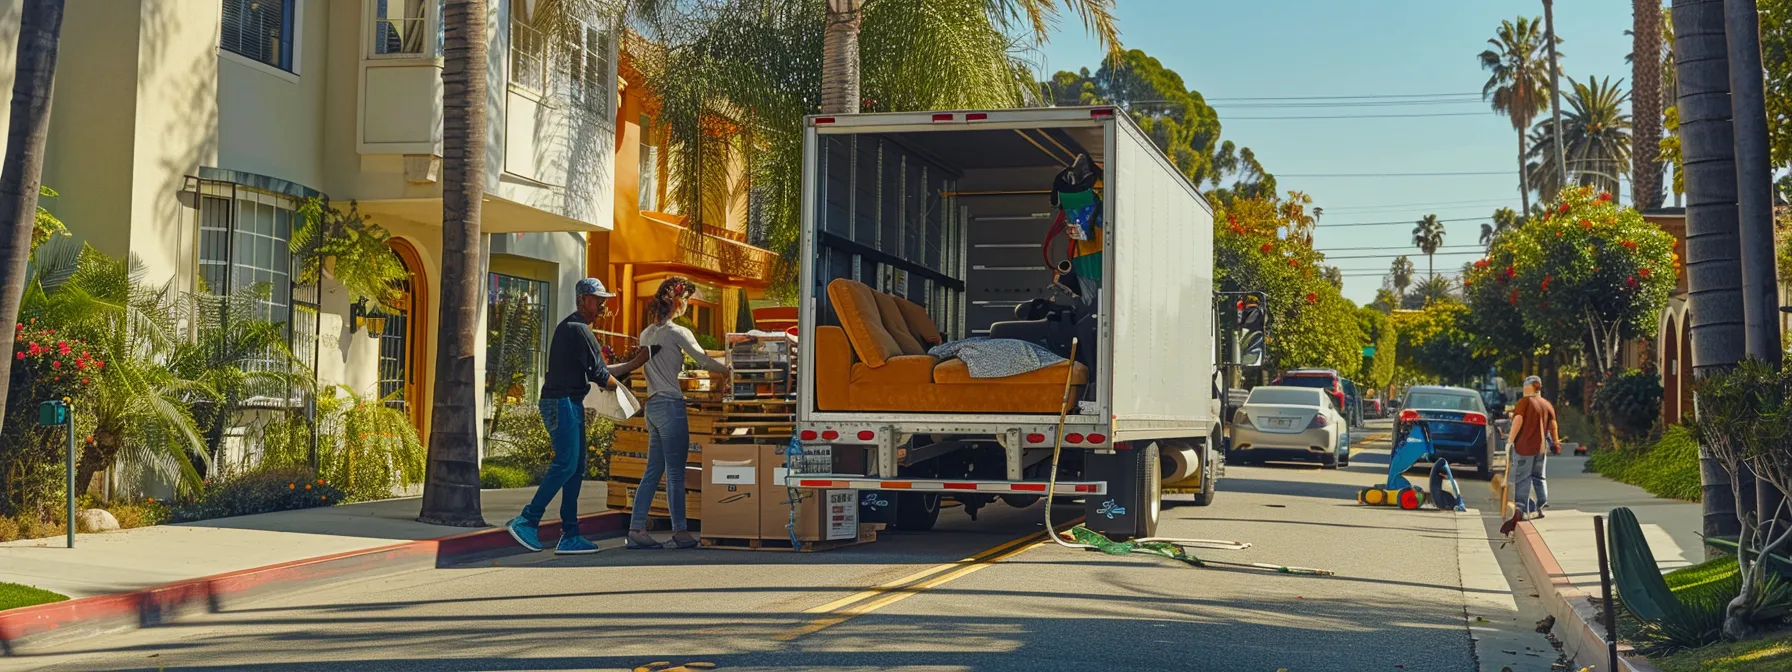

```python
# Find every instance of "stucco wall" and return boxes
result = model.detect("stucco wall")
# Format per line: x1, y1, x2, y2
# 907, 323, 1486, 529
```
40, 0, 148, 261
129, 0, 221, 287
217, 0, 331, 192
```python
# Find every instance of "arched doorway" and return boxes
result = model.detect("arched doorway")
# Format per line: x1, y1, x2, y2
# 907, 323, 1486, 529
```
380, 239, 430, 435
1662, 314, 1680, 423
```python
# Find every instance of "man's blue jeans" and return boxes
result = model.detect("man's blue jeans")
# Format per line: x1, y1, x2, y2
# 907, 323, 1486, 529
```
1511, 451, 1548, 514
521, 396, 587, 536
631, 395, 691, 532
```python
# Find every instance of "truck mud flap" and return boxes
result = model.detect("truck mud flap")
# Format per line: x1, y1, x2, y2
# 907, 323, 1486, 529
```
1082, 443, 1160, 540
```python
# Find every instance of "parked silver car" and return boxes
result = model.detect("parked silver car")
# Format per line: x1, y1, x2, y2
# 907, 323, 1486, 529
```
1228, 386, 1350, 469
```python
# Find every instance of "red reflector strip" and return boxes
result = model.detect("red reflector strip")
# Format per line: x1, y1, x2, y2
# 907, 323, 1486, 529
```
1011, 483, 1047, 492
943, 483, 978, 490
814, 117, 836, 124
965, 112, 988, 121
932, 113, 954, 122
1075, 485, 1098, 493
880, 482, 912, 489
796, 480, 846, 488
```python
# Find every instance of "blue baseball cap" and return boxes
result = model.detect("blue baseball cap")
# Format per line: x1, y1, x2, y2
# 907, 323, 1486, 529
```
1524, 376, 1542, 388
575, 278, 614, 298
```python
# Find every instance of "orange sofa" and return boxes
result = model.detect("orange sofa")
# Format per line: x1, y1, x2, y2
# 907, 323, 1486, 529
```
815, 279, 1088, 413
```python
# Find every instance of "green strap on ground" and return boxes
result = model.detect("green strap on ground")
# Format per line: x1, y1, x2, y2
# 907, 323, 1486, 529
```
1068, 525, 1204, 567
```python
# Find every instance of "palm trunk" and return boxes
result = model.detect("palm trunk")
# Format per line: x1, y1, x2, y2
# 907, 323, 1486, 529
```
1634, 0, 1666, 209
419, 0, 488, 528
1674, 0, 1746, 544
0, 0, 65, 434
1518, 124, 1532, 215
1725, 0, 1783, 367
820, 3, 862, 115
1544, 0, 1569, 186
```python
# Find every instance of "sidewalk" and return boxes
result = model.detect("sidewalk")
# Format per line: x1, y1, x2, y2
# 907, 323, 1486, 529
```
1510, 454, 1702, 672
0, 486, 611, 600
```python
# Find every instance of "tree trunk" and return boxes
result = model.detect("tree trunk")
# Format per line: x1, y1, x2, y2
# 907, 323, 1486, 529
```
1725, 0, 1783, 367
820, 3, 862, 115
0, 0, 66, 435
1635, 0, 1666, 210
418, 0, 488, 528
1518, 124, 1532, 215
1544, 0, 1569, 187
1675, 0, 1746, 544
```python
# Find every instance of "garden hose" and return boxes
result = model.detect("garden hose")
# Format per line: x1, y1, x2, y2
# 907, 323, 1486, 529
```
1039, 339, 1331, 575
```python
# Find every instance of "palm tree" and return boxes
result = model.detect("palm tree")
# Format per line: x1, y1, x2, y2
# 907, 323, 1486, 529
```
419, 0, 489, 528
1403, 274, 1458, 309
1412, 214, 1445, 277
1542, 0, 1568, 188
823, 0, 1121, 114
1390, 256, 1415, 302
1493, 207, 1521, 234
1671, 0, 1745, 543
1630, 0, 1665, 209
1480, 16, 1555, 215
0, 0, 67, 432
1527, 76, 1633, 198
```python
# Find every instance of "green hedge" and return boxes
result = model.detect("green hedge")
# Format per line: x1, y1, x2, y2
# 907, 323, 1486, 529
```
0, 582, 68, 611
480, 464, 535, 490
1588, 424, 1702, 502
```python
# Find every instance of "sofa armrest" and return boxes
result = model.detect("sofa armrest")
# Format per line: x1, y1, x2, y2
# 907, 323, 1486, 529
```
815, 326, 853, 411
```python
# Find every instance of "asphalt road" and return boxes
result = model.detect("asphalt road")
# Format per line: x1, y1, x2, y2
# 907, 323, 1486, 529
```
17, 420, 1566, 672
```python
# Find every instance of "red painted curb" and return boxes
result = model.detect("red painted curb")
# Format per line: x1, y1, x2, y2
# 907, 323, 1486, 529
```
0, 510, 625, 652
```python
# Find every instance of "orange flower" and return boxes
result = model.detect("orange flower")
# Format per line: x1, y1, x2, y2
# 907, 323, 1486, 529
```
304, 484, 312, 490
288, 483, 295, 490
1259, 242, 1273, 254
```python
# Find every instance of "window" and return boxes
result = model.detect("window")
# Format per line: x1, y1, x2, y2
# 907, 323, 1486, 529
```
570, 24, 611, 116
509, 0, 546, 92
485, 273, 550, 405
638, 115, 659, 211
221, 0, 296, 72
373, 0, 429, 56
197, 189, 294, 323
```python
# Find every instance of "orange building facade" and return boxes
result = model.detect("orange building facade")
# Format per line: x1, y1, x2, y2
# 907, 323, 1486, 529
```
588, 43, 780, 348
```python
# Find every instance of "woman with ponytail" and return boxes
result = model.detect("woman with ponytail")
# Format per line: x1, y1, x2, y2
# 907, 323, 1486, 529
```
627, 276, 730, 549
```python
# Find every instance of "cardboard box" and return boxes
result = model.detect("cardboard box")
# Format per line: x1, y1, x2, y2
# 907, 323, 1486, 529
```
758, 443, 857, 541
701, 443, 762, 538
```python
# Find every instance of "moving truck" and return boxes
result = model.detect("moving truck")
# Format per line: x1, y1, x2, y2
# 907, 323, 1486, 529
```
791, 107, 1226, 540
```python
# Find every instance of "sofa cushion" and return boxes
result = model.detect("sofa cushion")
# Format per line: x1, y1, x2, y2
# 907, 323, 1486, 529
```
893, 297, 942, 346
826, 279, 901, 368
851, 355, 938, 386
934, 358, 1090, 386
873, 292, 927, 356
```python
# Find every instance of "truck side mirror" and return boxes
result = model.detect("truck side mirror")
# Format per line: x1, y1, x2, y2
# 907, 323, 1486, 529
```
1240, 331, 1266, 367
1237, 303, 1265, 332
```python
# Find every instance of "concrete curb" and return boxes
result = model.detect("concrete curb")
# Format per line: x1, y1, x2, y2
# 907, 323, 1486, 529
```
1511, 520, 1663, 672
0, 510, 625, 654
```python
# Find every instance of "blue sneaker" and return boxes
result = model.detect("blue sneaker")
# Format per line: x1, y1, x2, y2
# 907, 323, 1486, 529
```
555, 535, 600, 555
505, 516, 543, 552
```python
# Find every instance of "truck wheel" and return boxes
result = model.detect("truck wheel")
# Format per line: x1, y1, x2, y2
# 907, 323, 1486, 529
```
1084, 442, 1160, 540
1001, 495, 1040, 509
893, 492, 940, 531
1191, 446, 1217, 507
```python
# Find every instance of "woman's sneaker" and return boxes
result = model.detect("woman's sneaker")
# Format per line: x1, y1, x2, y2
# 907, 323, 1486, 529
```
505, 516, 543, 552
626, 531, 664, 550
555, 535, 600, 555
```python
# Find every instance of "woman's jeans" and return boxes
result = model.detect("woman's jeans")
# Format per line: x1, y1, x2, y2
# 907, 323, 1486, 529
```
521, 396, 588, 537
631, 395, 691, 532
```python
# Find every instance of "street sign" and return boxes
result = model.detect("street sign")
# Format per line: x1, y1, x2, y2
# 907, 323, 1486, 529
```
1362, 346, 1376, 357
37, 400, 66, 426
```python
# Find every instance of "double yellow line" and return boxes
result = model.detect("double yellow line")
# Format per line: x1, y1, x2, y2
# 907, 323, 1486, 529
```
771, 517, 1085, 642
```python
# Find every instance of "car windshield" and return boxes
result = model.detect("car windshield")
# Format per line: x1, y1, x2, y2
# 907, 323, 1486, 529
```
1405, 391, 1486, 413
1248, 387, 1323, 406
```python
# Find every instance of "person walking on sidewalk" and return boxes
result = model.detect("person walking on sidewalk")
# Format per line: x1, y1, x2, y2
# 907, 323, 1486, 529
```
1505, 375, 1559, 519
506, 278, 646, 554
627, 277, 730, 550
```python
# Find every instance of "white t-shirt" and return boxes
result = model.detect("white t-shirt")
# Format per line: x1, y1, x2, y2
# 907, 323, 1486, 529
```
639, 321, 728, 399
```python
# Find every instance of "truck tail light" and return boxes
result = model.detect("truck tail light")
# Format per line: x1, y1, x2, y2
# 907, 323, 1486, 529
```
821, 430, 839, 440
1064, 433, 1085, 444
857, 430, 876, 441
1026, 433, 1046, 444
1087, 433, 1108, 444
1090, 108, 1116, 120
800, 430, 818, 441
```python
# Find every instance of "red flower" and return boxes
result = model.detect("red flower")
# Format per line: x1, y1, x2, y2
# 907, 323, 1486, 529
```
50, 360, 59, 370
1463, 279, 1473, 287
1287, 258, 1300, 268
1598, 192, 1612, 202
27, 343, 41, 356
81, 378, 88, 384
1509, 290, 1519, 305
94, 360, 103, 369
1639, 267, 1652, 278
1626, 276, 1639, 289
1474, 259, 1489, 269
1621, 240, 1637, 251
1504, 266, 1516, 280
1541, 274, 1552, 291
74, 360, 85, 370
1559, 203, 1571, 214
13, 352, 21, 361
1305, 292, 1318, 304
1260, 242, 1273, 254
1579, 219, 1593, 230
1228, 214, 1237, 225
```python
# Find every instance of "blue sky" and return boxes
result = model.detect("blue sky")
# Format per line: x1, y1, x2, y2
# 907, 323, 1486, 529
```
1041, 0, 1642, 304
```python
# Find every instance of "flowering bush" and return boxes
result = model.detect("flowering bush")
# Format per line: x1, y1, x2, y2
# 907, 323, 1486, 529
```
164, 466, 345, 523
0, 321, 100, 517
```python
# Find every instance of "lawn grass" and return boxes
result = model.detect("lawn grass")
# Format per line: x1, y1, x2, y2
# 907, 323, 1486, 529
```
0, 582, 68, 612
1654, 633, 1792, 672
1586, 424, 1702, 502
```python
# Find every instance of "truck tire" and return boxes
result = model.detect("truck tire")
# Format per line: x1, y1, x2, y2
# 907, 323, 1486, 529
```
1084, 442, 1160, 540
1001, 495, 1040, 509
1191, 444, 1217, 507
893, 492, 940, 531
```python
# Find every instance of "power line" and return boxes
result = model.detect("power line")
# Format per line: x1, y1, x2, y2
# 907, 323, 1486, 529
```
1316, 244, 1485, 253
1320, 250, 1486, 260
1310, 216, 1494, 228
1280, 171, 1511, 178
1228, 112, 1493, 120
1214, 100, 1488, 110
1203, 92, 1483, 102
1320, 198, 1519, 212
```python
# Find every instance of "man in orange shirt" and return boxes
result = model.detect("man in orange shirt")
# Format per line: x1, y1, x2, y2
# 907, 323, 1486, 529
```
1505, 375, 1559, 518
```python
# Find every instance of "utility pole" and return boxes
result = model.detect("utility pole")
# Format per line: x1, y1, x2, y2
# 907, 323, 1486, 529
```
1725, 0, 1783, 367
1543, 0, 1569, 187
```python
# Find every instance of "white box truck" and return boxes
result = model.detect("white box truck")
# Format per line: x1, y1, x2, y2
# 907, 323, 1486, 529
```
791, 106, 1224, 540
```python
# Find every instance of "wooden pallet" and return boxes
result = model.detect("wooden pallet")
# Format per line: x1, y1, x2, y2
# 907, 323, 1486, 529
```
698, 532, 874, 553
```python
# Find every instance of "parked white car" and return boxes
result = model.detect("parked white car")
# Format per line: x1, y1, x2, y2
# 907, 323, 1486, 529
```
1228, 386, 1350, 469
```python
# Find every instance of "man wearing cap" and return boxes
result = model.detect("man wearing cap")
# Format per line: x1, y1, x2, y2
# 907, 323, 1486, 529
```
506, 278, 646, 554
1505, 375, 1559, 520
